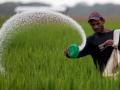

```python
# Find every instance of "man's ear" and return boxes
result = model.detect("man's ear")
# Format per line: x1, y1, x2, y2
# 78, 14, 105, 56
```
101, 18, 105, 24
101, 19, 105, 24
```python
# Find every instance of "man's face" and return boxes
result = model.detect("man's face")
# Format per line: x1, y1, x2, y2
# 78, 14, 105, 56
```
89, 19, 104, 33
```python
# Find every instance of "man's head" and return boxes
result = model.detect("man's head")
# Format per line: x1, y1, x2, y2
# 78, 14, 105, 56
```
88, 11, 105, 33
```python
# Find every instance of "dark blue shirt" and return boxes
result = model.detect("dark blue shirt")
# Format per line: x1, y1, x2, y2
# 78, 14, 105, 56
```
78, 30, 119, 72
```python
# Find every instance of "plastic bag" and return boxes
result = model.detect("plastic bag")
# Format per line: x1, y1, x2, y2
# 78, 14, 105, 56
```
103, 30, 120, 77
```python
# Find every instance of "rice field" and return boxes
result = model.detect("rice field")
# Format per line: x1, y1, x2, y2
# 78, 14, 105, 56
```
0, 16, 120, 90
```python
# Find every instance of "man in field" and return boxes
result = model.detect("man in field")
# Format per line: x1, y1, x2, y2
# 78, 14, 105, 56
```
65, 11, 120, 76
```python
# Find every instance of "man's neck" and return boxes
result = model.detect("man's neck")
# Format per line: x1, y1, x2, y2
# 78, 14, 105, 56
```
96, 29, 112, 34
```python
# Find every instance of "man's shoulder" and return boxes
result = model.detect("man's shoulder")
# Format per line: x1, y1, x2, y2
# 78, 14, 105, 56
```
87, 33, 102, 44
87, 34, 96, 41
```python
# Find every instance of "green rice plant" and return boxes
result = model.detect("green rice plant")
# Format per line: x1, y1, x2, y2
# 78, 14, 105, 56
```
0, 20, 120, 90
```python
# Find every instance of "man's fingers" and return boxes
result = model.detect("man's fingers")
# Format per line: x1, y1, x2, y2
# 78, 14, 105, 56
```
105, 40, 113, 46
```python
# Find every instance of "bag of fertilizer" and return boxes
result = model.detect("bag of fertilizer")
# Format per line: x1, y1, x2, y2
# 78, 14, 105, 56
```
103, 30, 120, 77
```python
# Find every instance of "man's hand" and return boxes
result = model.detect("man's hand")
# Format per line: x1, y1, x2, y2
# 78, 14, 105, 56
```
64, 48, 69, 58
98, 39, 113, 50
64, 44, 79, 58
104, 39, 113, 46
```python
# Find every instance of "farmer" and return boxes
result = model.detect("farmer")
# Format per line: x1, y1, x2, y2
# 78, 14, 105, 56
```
64, 11, 119, 74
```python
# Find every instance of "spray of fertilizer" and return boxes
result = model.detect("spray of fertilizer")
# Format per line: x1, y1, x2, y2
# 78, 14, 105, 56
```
0, 10, 86, 73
